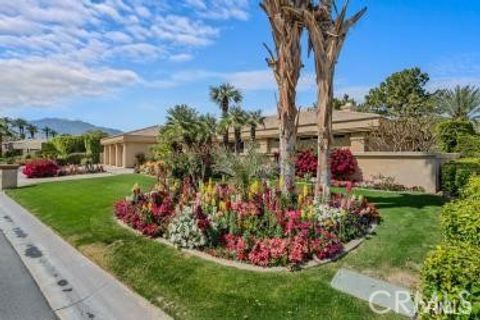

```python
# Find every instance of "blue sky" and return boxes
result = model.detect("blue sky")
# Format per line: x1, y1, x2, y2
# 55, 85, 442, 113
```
1, 0, 480, 131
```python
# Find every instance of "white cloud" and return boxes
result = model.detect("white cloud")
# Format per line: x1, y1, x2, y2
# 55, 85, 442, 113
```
0, 59, 139, 108
0, 0, 250, 109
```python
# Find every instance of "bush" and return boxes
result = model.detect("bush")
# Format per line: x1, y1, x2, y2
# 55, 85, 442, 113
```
441, 198, 480, 246
456, 134, 480, 157
39, 142, 59, 158
436, 120, 475, 153
22, 159, 59, 178
441, 159, 480, 197
462, 176, 480, 200
51, 135, 86, 156
295, 149, 317, 178
84, 130, 107, 164
330, 148, 358, 180
420, 242, 480, 319
295, 148, 358, 180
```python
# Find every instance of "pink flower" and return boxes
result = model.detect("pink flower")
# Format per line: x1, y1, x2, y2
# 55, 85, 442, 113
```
268, 238, 287, 260
248, 240, 270, 266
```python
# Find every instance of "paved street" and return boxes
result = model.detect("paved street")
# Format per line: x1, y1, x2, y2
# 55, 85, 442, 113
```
0, 228, 56, 320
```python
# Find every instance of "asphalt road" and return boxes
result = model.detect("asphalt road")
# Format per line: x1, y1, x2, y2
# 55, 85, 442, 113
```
0, 228, 56, 320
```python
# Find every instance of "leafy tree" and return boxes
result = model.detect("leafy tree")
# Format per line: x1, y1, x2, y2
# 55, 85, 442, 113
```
26, 124, 38, 139
209, 83, 243, 147
218, 106, 248, 155
363, 68, 434, 116
435, 85, 480, 122
0, 118, 14, 157
247, 110, 266, 142
84, 130, 108, 163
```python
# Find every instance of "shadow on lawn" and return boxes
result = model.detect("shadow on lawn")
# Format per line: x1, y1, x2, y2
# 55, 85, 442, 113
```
363, 192, 446, 210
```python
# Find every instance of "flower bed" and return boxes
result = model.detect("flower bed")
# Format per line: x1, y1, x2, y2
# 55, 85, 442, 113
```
22, 159, 105, 179
114, 180, 380, 269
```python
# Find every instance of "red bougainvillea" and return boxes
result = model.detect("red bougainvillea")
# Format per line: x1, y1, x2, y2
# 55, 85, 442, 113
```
295, 148, 358, 180
22, 159, 59, 178
330, 148, 358, 180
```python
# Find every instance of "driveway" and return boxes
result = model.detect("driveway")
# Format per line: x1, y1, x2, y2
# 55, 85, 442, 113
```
0, 228, 56, 320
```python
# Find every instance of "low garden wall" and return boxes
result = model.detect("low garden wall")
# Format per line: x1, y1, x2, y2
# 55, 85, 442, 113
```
353, 152, 459, 193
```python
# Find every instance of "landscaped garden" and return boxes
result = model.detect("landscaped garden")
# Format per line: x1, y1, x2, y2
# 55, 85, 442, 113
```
7, 174, 445, 319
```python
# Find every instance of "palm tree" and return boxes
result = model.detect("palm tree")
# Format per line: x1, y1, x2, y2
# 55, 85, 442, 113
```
165, 104, 200, 149
13, 118, 28, 139
0, 118, 14, 157
50, 130, 58, 138
210, 83, 243, 147
42, 127, 51, 140
219, 106, 248, 155
436, 85, 480, 122
26, 124, 38, 139
247, 110, 266, 142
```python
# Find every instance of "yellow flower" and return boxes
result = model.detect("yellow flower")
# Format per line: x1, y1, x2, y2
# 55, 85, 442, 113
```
131, 183, 140, 193
303, 184, 309, 198
279, 176, 285, 189
219, 201, 227, 212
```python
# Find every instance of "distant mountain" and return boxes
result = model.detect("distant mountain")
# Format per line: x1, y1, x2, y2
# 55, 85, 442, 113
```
30, 118, 123, 137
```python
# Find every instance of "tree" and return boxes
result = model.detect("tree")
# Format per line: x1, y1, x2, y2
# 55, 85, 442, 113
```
333, 94, 357, 110
362, 68, 433, 116
369, 117, 438, 152
435, 85, 480, 122
42, 127, 51, 140
0, 118, 14, 157
26, 124, 38, 139
247, 110, 266, 141
290, 1, 366, 201
210, 83, 243, 147
261, 0, 309, 194
218, 106, 248, 156
13, 118, 28, 139
436, 120, 475, 153
50, 130, 58, 138
84, 130, 108, 163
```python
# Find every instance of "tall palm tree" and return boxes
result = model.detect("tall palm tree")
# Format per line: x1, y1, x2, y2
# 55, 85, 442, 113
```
436, 85, 480, 122
219, 106, 248, 155
13, 118, 28, 139
50, 130, 58, 138
0, 118, 14, 157
42, 127, 51, 140
26, 124, 38, 139
247, 110, 266, 142
210, 83, 243, 147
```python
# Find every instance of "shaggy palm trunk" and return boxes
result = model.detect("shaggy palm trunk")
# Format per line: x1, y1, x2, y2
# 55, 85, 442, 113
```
222, 100, 229, 148
234, 127, 242, 155
250, 126, 256, 142
0, 135, 3, 157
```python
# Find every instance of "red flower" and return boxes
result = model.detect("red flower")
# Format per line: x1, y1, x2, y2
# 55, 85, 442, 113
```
248, 240, 270, 266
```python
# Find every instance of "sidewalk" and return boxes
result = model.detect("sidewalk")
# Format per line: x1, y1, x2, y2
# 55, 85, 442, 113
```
0, 192, 170, 320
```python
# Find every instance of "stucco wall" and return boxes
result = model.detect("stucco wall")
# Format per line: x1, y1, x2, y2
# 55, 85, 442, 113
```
353, 152, 459, 193
123, 143, 154, 168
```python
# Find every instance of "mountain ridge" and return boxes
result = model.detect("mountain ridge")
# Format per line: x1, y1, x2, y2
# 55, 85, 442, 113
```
30, 118, 123, 137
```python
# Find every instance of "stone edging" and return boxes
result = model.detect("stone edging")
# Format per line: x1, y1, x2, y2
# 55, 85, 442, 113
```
116, 218, 377, 273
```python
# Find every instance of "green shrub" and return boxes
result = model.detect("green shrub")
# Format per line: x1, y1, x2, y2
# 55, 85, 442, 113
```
58, 152, 87, 165
456, 134, 480, 157
84, 130, 107, 164
441, 159, 480, 197
441, 199, 480, 246
436, 120, 475, 153
40, 142, 59, 158
420, 242, 480, 319
462, 176, 480, 200
51, 135, 86, 157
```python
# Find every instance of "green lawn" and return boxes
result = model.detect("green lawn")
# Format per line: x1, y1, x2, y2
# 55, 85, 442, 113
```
7, 175, 444, 320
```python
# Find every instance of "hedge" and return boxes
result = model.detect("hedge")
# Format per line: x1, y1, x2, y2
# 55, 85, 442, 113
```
420, 242, 480, 319
421, 176, 480, 319
441, 159, 480, 197
441, 198, 480, 246
456, 134, 480, 157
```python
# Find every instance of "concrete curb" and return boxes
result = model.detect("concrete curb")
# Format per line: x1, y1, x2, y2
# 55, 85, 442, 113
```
117, 218, 378, 273
0, 192, 171, 320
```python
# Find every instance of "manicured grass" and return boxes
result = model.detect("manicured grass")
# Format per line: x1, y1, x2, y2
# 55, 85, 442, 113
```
7, 175, 444, 319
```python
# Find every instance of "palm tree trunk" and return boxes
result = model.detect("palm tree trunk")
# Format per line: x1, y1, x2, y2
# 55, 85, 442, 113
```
222, 100, 229, 148
315, 75, 334, 202
279, 112, 297, 193
0, 134, 3, 158
250, 125, 256, 141
234, 128, 241, 155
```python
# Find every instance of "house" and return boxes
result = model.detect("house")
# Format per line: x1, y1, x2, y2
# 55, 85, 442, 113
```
101, 109, 456, 193
101, 108, 381, 169
101, 126, 159, 168
2, 139, 46, 155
